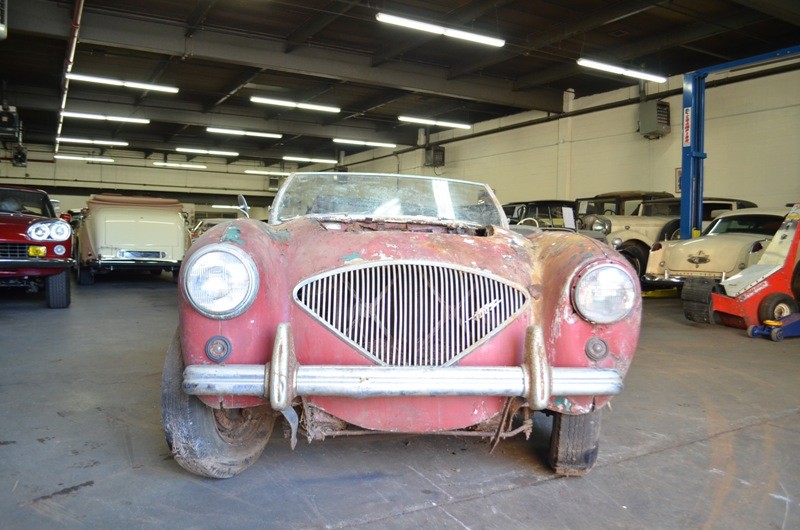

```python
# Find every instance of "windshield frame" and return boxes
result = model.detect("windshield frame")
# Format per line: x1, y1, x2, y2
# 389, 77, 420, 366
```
269, 172, 507, 229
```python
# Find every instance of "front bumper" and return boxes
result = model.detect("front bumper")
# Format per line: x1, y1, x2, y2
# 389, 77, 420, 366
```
182, 323, 624, 412
91, 258, 180, 271
0, 257, 75, 270
642, 273, 687, 289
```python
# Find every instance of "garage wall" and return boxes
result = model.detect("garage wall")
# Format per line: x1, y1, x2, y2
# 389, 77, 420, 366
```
2, 68, 798, 210
348, 68, 800, 208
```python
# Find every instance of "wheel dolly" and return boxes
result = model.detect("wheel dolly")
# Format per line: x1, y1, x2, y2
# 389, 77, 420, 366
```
747, 313, 800, 342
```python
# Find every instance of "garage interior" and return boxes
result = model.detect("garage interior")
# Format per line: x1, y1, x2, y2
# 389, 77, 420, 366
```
1, 1, 799, 528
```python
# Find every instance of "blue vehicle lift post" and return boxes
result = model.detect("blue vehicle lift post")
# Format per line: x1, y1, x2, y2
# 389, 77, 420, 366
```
680, 45, 800, 240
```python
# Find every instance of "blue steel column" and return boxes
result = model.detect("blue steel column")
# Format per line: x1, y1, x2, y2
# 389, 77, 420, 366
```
680, 72, 707, 240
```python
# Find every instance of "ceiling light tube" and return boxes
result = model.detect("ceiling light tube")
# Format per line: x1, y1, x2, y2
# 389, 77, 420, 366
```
244, 170, 292, 176
576, 58, 667, 83
283, 156, 338, 164
206, 127, 282, 139
176, 147, 239, 157
153, 162, 207, 169
251, 96, 340, 113
54, 154, 115, 163
61, 111, 150, 124
376, 12, 504, 47
398, 115, 472, 129
333, 138, 397, 148
57, 137, 129, 147
66, 73, 179, 93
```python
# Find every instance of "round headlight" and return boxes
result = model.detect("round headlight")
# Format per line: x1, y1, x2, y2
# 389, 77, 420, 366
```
49, 221, 72, 241
572, 263, 637, 324
27, 223, 51, 241
183, 244, 258, 319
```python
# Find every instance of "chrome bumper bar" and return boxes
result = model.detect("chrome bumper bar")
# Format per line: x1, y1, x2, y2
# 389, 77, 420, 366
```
182, 323, 623, 411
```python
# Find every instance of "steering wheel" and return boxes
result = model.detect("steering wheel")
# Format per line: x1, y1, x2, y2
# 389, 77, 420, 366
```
604, 209, 615, 215
517, 217, 540, 227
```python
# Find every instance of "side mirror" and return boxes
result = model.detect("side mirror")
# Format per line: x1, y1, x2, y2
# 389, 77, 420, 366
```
237, 194, 250, 219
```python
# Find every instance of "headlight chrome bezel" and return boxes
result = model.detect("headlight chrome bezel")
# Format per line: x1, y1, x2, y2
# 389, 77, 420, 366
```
27, 219, 72, 242
571, 261, 637, 325
182, 243, 259, 320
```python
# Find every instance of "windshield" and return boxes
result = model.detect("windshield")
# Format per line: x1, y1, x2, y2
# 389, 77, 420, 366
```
703, 214, 785, 236
270, 172, 504, 227
0, 188, 54, 217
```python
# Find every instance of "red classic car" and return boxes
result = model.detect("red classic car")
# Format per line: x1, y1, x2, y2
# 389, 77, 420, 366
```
162, 172, 642, 478
0, 186, 73, 308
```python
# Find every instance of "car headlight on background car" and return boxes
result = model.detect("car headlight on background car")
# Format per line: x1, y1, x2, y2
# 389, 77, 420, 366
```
183, 244, 259, 319
27, 220, 72, 241
572, 262, 637, 324
581, 214, 611, 235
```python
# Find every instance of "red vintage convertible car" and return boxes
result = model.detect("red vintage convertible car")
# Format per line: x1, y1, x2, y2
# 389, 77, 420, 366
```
0, 185, 73, 308
162, 172, 642, 478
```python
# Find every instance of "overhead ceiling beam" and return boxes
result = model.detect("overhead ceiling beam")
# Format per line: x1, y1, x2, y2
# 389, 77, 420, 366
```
14, 88, 418, 146
448, 0, 667, 79
284, 1, 358, 54
185, 0, 218, 38
728, 0, 800, 27
371, 0, 516, 67
13, 0, 563, 113
514, 11, 770, 89
204, 68, 264, 112
323, 89, 408, 126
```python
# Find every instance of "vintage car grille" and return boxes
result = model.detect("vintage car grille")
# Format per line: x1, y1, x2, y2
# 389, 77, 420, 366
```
294, 262, 529, 366
0, 243, 29, 258
117, 250, 166, 259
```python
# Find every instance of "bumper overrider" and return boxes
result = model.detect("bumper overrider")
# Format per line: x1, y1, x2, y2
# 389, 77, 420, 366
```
183, 323, 624, 412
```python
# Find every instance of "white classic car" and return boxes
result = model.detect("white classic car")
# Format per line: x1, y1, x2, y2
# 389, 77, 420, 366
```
643, 207, 788, 289
75, 194, 188, 284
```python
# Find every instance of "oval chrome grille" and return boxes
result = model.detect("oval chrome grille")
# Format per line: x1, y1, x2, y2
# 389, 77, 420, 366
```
294, 261, 529, 366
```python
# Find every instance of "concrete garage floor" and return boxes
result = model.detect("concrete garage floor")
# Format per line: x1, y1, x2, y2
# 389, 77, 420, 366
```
1, 275, 798, 529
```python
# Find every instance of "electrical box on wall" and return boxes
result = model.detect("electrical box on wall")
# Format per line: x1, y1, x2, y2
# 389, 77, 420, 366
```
639, 100, 670, 139
425, 145, 445, 167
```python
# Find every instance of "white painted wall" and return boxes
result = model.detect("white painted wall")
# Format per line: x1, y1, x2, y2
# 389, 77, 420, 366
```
2, 68, 798, 210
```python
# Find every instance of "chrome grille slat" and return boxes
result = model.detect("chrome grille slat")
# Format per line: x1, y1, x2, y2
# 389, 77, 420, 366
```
295, 262, 528, 367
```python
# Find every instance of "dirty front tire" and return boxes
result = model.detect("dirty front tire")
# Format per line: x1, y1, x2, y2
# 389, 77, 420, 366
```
161, 328, 275, 479
77, 265, 94, 285
618, 243, 647, 278
45, 271, 71, 308
548, 409, 602, 476
757, 293, 798, 323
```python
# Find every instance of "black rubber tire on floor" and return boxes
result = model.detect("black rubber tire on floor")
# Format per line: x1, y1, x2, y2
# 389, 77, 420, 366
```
77, 265, 95, 285
757, 293, 799, 323
161, 328, 275, 479
681, 277, 716, 323
548, 409, 602, 476
618, 243, 648, 278
45, 271, 71, 308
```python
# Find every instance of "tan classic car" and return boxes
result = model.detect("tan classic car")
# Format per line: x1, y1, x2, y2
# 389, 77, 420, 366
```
75, 194, 188, 284
644, 207, 788, 289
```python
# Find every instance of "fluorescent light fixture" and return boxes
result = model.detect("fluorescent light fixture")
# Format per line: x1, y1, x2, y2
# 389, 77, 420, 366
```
54, 154, 115, 163
398, 115, 472, 129
333, 138, 397, 148
61, 111, 150, 124
176, 147, 239, 157
283, 156, 338, 164
376, 12, 505, 47
250, 96, 340, 113
66, 73, 179, 93
57, 137, 129, 147
211, 204, 241, 210
153, 162, 207, 169
576, 58, 667, 83
206, 127, 282, 139
244, 169, 292, 176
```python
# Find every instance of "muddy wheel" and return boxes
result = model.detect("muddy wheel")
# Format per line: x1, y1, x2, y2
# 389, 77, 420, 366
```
548, 409, 602, 476
681, 278, 716, 323
45, 271, 71, 308
161, 328, 275, 478
770, 328, 784, 342
618, 243, 647, 278
757, 293, 798, 323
